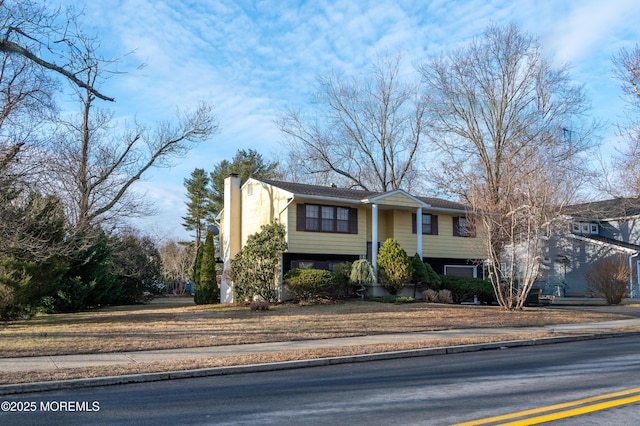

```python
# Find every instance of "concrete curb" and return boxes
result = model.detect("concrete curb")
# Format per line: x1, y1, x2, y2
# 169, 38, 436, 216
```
2, 330, 639, 396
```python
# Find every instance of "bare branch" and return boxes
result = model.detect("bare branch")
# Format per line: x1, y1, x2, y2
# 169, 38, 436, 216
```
278, 53, 425, 192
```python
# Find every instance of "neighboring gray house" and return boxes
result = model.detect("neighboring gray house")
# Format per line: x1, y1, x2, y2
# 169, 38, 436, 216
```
537, 198, 640, 298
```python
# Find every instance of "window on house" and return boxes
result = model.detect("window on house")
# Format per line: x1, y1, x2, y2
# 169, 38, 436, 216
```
321, 206, 334, 231
572, 222, 599, 235
453, 216, 476, 237
306, 205, 319, 231
297, 204, 358, 234
412, 213, 439, 235
337, 207, 350, 233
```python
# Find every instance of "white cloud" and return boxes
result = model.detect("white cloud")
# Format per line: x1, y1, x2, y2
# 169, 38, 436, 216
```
56, 0, 640, 238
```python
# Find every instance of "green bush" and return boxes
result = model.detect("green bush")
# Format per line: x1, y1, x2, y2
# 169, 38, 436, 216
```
423, 262, 441, 289
331, 262, 352, 297
231, 222, 287, 302
439, 274, 495, 304
411, 254, 428, 284
377, 238, 411, 295
350, 259, 375, 299
284, 268, 337, 303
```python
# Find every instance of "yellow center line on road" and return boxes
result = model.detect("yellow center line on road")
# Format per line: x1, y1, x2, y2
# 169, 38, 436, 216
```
452, 387, 640, 426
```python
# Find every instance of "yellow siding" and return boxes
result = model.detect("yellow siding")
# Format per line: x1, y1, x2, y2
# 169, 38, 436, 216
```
372, 192, 423, 208
422, 214, 487, 259
287, 203, 368, 255
371, 209, 488, 260
392, 210, 418, 256
234, 181, 487, 261
240, 181, 290, 246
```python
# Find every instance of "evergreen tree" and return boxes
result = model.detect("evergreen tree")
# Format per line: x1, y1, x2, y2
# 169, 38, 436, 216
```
194, 230, 219, 304
182, 168, 214, 252
377, 238, 411, 295
57, 230, 116, 312
209, 149, 279, 213
110, 233, 163, 304
192, 242, 204, 291
230, 222, 286, 302
423, 261, 441, 289
410, 254, 428, 284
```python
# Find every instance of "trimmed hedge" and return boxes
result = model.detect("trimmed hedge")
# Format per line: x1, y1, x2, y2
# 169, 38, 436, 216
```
284, 268, 337, 302
439, 275, 495, 304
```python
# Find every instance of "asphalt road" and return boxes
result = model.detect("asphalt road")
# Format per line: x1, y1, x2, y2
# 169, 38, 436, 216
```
2, 334, 640, 425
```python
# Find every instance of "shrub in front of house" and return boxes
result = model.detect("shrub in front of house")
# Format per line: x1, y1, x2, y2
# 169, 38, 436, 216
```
377, 238, 412, 295
284, 268, 338, 303
331, 262, 352, 297
439, 274, 495, 304
584, 255, 630, 305
350, 259, 376, 299
436, 289, 453, 304
422, 288, 453, 303
230, 222, 287, 303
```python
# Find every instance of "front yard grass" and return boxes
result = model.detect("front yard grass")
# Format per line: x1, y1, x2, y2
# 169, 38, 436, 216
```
0, 298, 632, 357
0, 298, 636, 385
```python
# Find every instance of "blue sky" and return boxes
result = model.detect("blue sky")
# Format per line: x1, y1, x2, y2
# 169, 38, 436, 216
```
60, 0, 640, 241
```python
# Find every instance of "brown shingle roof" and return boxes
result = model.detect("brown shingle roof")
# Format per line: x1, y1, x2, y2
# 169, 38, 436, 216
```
258, 179, 469, 211
259, 179, 380, 200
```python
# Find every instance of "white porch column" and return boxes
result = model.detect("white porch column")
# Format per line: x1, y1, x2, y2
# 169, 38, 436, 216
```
372, 203, 379, 275
416, 207, 423, 258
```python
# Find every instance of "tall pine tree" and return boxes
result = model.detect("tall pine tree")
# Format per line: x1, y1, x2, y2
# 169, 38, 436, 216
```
209, 149, 279, 214
194, 230, 219, 304
182, 168, 214, 252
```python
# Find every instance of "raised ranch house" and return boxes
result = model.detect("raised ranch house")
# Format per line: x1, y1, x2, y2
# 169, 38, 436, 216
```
218, 174, 487, 303
537, 197, 640, 298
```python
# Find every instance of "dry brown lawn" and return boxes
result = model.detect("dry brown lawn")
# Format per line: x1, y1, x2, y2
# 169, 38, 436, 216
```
0, 298, 636, 385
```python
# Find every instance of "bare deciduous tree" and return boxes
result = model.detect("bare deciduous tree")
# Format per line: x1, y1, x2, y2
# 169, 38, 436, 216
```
159, 240, 195, 294
42, 37, 219, 232
0, 0, 113, 102
277, 53, 426, 192
610, 45, 640, 196
585, 255, 630, 305
420, 23, 597, 309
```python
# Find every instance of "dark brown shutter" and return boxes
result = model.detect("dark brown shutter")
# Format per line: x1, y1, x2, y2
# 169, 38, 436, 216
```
296, 204, 306, 231
349, 208, 358, 234
411, 213, 417, 234
468, 218, 476, 237
453, 217, 460, 236
432, 215, 438, 235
